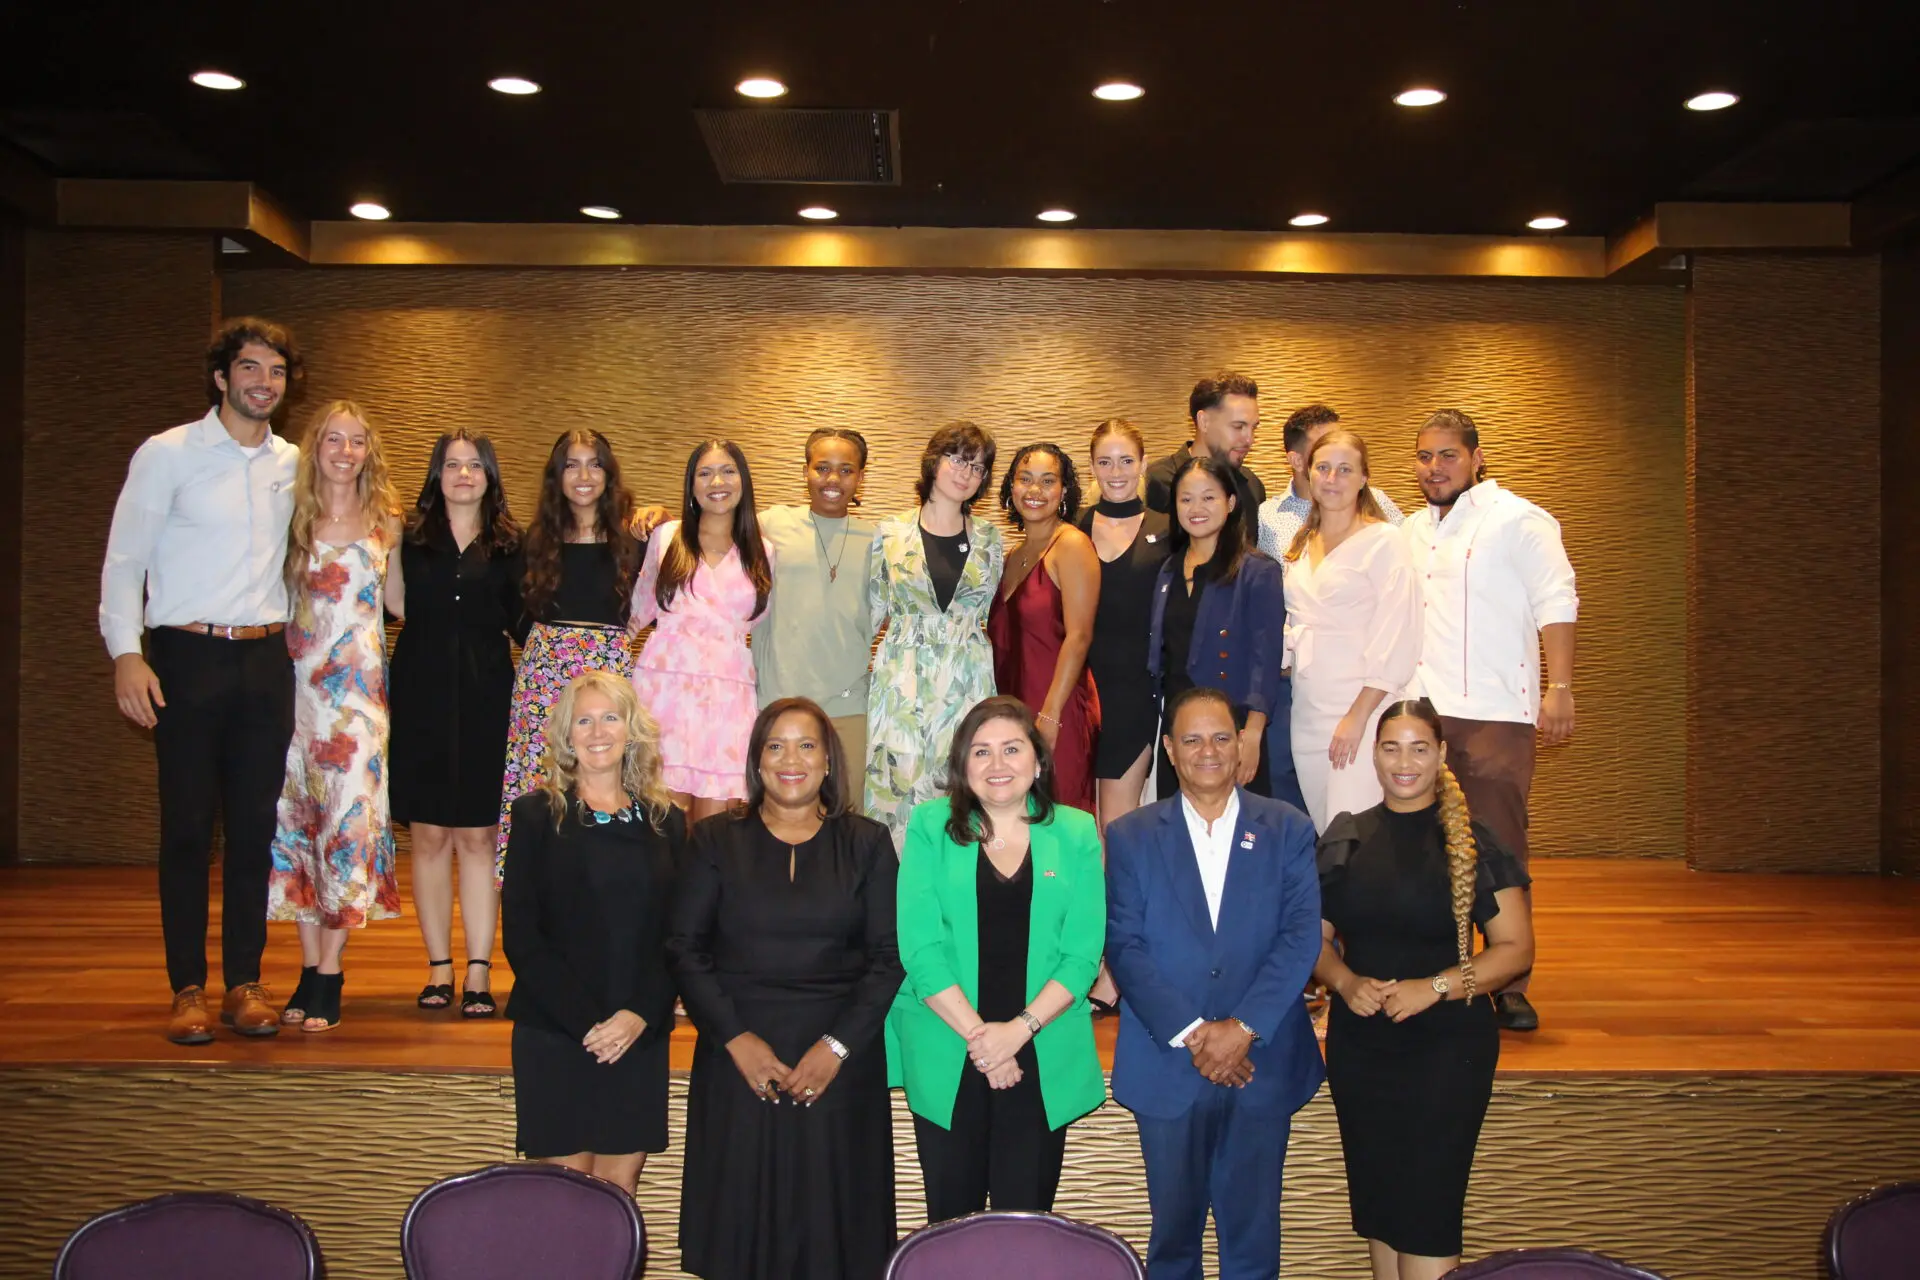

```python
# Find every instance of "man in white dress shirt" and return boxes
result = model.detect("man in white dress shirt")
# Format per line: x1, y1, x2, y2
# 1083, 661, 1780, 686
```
101, 318, 303, 1044
1404, 409, 1578, 1031
1255, 404, 1404, 565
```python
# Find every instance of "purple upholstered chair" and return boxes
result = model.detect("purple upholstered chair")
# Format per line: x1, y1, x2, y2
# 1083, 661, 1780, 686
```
885, 1211, 1146, 1280
1827, 1180, 1920, 1280
53, 1191, 320, 1280
401, 1163, 645, 1280
1452, 1248, 1671, 1279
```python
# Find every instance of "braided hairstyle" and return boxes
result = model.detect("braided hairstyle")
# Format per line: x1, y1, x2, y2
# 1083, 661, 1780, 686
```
1379, 698, 1480, 1003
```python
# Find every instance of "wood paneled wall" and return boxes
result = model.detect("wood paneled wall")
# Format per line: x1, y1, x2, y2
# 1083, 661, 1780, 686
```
34, 243, 1692, 861
1686, 254, 1883, 872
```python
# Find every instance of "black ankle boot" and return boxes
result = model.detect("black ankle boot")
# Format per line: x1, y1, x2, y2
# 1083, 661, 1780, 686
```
302, 972, 344, 1032
280, 966, 319, 1026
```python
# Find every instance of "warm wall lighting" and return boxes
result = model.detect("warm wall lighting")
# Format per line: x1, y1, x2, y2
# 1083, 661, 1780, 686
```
1394, 87, 1446, 107
1527, 215, 1568, 231
798, 206, 839, 220
190, 70, 245, 91
1093, 81, 1145, 101
1685, 90, 1739, 112
349, 202, 392, 221
736, 77, 788, 99
1289, 212, 1330, 227
488, 76, 542, 95
579, 206, 621, 219
1037, 209, 1078, 222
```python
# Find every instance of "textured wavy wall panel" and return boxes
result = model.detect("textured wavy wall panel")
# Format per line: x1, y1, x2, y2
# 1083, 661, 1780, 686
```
3, 1067, 1917, 1279
1687, 256, 1882, 872
1882, 245, 1920, 877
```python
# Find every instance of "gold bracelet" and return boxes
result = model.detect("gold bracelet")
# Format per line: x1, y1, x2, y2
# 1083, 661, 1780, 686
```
1546, 682, 1572, 690
1036, 712, 1060, 727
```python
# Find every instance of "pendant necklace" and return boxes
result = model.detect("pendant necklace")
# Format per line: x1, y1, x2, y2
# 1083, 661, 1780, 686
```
813, 514, 851, 583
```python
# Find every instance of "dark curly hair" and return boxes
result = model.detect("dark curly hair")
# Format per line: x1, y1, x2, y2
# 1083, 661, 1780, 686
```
915, 421, 997, 514
997, 441, 1084, 526
521, 429, 640, 623
205, 316, 302, 408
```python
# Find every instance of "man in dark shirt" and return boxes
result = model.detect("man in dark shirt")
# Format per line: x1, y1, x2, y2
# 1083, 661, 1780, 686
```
1146, 372, 1267, 547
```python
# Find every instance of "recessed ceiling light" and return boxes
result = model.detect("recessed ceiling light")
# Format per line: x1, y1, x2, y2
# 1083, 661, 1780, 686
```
1289, 212, 1330, 227
1528, 215, 1568, 231
1037, 209, 1077, 223
488, 76, 541, 96
349, 202, 391, 221
190, 70, 245, 91
736, 77, 788, 99
1093, 81, 1145, 102
798, 206, 838, 220
1685, 90, 1739, 112
1394, 87, 1447, 108
580, 206, 621, 220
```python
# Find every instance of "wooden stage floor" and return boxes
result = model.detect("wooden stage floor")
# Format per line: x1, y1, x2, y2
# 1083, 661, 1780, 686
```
3, 856, 1918, 1076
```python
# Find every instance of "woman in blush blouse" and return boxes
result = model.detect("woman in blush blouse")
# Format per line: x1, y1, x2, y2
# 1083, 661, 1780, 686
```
630, 439, 775, 821
1282, 430, 1421, 831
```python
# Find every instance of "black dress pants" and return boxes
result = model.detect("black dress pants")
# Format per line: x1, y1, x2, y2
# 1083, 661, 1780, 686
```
147, 627, 295, 992
912, 1050, 1065, 1223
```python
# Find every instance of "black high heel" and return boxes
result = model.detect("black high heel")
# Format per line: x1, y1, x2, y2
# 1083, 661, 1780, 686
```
302, 972, 344, 1032
417, 959, 454, 1009
461, 959, 497, 1019
281, 966, 319, 1026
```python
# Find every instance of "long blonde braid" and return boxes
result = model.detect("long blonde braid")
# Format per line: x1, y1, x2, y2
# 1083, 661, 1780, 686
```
1435, 761, 1480, 1003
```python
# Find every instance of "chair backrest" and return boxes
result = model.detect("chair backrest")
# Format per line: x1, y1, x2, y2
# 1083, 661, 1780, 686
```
885, 1211, 1145, 1280
401, 1163, 645, 1280
1827, 1180, 1920, 1280
53, 1191, 320, 1280
1452, 1248, 1672, 1280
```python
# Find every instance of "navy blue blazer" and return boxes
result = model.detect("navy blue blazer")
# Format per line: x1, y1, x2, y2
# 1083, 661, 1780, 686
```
1146, 552, 1294, 780
1104, 788, 1325, 1120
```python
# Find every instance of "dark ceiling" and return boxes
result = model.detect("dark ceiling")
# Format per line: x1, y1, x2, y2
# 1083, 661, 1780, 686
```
6, 0, 1920, 236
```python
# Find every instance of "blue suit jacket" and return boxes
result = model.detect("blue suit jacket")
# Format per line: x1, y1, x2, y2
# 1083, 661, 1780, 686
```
1105, 788, 1325, 1120
1146, 553, 1296, 786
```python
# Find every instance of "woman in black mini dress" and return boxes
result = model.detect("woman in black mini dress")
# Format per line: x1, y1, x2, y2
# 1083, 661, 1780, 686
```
1313, 697, 1535, 1277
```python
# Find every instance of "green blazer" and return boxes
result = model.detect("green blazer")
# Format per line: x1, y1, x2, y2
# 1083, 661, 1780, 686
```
885, 796, 1108, 1131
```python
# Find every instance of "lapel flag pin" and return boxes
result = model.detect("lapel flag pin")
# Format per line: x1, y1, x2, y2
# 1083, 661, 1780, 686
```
1042, 869, 1057, 877
1240, 831, 1256, 849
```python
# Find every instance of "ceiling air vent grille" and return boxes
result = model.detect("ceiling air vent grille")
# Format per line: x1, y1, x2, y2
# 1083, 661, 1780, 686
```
694, 108, 899, 185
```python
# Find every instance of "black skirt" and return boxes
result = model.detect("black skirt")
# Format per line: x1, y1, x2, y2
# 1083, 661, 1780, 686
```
512, 1021, 670, 1158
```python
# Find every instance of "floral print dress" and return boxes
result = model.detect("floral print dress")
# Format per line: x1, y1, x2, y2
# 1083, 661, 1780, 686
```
268, 525, 401, 928
864, 511, 1004, 847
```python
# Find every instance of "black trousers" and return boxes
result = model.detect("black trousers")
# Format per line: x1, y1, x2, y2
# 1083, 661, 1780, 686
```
912, 1051, 1065, 1224
147, 627, 295, 992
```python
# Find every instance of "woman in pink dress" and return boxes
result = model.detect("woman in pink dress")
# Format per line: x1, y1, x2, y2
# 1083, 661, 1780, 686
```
630, 440, 775, 820
987, 442, 1101, 811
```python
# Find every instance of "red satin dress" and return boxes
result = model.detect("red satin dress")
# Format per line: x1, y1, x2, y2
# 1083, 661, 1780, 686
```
987, 562, 1101, 811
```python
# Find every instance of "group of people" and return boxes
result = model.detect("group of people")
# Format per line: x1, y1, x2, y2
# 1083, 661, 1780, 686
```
103, 315, 1577, 1280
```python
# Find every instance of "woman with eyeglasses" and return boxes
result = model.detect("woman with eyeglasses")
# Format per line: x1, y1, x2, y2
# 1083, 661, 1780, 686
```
865, 423, 1005, 848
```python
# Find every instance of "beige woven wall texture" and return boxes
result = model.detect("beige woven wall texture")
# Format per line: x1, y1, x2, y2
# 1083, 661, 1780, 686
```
3, 1067, 1915, 1279
32, 250, 1689, 860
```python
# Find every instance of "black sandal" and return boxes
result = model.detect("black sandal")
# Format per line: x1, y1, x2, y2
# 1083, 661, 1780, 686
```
302, 972, 344, 1033
461, 960, 497, 1019
417, 959, 454, 1010
282, 966, 319, 1025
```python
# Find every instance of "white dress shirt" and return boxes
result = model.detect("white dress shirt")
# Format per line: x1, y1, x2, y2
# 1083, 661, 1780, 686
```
99, 408, 300, 658
1256, 483, 1404, 568
1403, 478, 1578, 724
1170, 788, 1242, 1046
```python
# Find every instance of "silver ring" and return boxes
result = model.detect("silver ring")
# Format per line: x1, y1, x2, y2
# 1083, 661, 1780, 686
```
804, 1087, 816, 1097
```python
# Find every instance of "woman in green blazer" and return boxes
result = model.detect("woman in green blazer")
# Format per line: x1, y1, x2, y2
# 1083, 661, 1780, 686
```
888, 695, 1108, 1223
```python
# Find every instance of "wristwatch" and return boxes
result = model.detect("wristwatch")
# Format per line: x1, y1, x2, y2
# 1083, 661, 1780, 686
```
1430, 974, 1452, 997
819, 1034, 849, 1060
1233, 1018, 1261, 1044
1017, 1010, 1043, 1035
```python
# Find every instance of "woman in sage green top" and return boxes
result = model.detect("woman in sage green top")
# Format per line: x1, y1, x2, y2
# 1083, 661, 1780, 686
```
887, 695, 1107, 1223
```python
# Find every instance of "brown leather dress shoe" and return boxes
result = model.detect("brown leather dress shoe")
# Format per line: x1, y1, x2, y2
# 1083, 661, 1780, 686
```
222, 982, 281, 1038
167, 987, 214, 1045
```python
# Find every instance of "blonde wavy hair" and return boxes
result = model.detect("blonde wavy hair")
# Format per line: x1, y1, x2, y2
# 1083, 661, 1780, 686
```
1380, 698, 1480, 1002
1284, 428, 1389, 562
537, 671, 675, 832
284, 399, 399, 603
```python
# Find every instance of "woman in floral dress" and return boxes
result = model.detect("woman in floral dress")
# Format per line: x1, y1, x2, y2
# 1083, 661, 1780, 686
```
629, 439, 774, 821
865, 421, 1005, 847
268, 399, 403, 1032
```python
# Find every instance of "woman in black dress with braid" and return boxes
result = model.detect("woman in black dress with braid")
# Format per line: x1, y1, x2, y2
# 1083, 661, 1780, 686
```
1312, 698, 1535, 1279
669, 697, 902, 1280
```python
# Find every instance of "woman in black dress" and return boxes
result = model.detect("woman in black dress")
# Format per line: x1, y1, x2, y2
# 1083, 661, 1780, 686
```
503, 670, 683, 1195
1312, 698, 1535, 1278
668, 697, 902, 1280
388, 430, 523, 1017
1075, 419, 1172, 833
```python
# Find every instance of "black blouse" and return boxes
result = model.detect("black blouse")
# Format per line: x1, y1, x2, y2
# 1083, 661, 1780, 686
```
920, 525, 971, 613
975, 851, 1033, 1025
1159, 560, 1213, 707
539, 541, 632, 627
1077, 500, 1172, 687
397, 529, 527, 650
502, 791, 684, 1042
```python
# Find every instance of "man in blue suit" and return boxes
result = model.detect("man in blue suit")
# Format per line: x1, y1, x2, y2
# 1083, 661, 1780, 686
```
1106, 685, 1325, 1280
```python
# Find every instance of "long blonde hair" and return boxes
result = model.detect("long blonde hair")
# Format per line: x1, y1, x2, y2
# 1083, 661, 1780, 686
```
284, 399, 398, 599
1284, 428, 1388, 562
536, 671, 675, 832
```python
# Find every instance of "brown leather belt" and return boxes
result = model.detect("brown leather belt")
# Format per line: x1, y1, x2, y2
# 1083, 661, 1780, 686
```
168, 622, 287, 640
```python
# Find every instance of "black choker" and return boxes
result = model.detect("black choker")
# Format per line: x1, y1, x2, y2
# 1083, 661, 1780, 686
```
1096, 497, 1145, 518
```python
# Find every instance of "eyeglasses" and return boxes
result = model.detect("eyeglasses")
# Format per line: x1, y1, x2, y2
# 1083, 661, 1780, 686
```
943, 453, 988, 478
